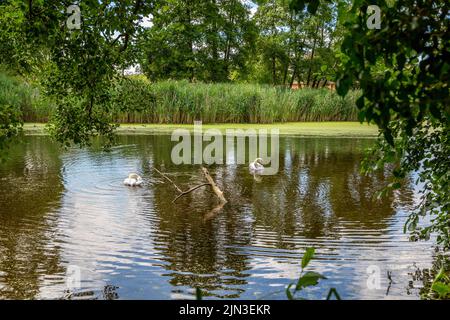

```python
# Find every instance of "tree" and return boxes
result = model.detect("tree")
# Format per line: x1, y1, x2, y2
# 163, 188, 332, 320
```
337, 0, 449, 248
0, 0, 153, 147
253, 0, 291, 84
139, 0, 256, 82
252, 0, 339, 86
0, 0, 51, 152
139, 0, 200, 81
290, 0, 449, 248
0, 72, 23, 154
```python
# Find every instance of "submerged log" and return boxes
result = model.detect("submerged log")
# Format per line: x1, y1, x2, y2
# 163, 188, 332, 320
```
201, 167, 227, 204
154, 167, 182, 193
172, 183, 211, 203
154, 167, 227, 205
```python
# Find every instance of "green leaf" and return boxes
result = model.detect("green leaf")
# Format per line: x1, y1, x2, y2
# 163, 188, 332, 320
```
356, 95, 365, 110
383, 130, 394, 146
289, 0, 306, 12
195, 287, 203, 300
301, 247, 315, 269
286, 283, 294, 300
307, 0, 320, 14
431, 282, 450, 297
336, 74, 351, 97
296, 271, 327, 290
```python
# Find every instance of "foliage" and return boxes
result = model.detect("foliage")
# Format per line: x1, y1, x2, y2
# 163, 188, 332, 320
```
252, 0, 341, 86
0, 72, 27, 153
137, 0, 342, 86
0, 0, 447, 300
14, 76, 360, 124
0, 0, 351, 148
286, 248, 341, 300
288, 0, 449, 298
105, 79, 360, 124
412, 254, 450, 300
429, 266, 450, 299
0, 1, 50, 75
335, 0, 450, 249
0, 0, 153, 147
139, 0, 257, 82
110, 76, 156, 120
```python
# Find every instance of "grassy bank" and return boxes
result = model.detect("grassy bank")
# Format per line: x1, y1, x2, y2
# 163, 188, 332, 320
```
2, 71, 377, 138
23, 122, 378, 137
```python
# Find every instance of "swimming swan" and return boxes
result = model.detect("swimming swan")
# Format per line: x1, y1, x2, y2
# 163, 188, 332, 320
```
249, 158, 264, 173
123, 173, 143, 187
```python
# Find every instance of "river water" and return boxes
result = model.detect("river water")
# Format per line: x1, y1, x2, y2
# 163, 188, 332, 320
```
0, 135, 435, 299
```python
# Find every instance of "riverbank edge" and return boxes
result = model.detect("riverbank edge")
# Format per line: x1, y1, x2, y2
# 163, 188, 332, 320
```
23, 122, 379, 137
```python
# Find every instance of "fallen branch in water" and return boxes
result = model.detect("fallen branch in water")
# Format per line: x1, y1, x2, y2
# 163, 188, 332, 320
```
153, 167, 183, 193
153, 167, 227, 205
201, 167, 227, 204
172, 183, 211, 203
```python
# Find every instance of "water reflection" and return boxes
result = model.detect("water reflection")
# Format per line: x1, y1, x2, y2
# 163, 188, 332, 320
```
0, 137, 64, 299
0, 135, 433, 299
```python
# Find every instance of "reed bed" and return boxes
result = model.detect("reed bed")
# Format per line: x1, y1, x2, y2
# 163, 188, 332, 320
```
8, 74, 360, 124
0, 72, 52, 123
111, 79, 360, 124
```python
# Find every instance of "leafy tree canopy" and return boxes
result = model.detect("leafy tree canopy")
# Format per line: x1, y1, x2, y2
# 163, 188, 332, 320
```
1, 0, 153, 147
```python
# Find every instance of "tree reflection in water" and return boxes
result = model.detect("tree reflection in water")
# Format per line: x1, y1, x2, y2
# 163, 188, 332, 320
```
0, 135, 429, 299
0, 137, 64, 299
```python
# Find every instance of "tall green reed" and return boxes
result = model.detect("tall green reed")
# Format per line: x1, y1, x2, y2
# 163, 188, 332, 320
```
16, 75, 361, 124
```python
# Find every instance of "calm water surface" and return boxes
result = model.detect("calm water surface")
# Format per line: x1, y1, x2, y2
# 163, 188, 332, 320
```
0, 135, 435, 299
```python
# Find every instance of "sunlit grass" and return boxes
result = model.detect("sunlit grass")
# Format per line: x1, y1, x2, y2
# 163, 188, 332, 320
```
24, 122, 378, 137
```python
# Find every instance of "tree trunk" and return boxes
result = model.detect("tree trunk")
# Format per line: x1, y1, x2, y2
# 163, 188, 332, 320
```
210, 0, 219, 81
306, 23, 320, 87
289, 65, 297, 88
185, 2, 195, 81
289, 33, 305, 88
311, 76, 318, 88
282, 12, 295, 86
282, 63, 289, 85
272, 54, 277, 85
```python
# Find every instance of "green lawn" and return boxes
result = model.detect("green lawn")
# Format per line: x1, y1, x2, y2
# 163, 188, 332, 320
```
23, 122, 378, 137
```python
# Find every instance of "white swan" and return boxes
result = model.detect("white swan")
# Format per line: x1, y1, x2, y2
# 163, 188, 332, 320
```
249, 158, 264, 174
123, 173, 143, 187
